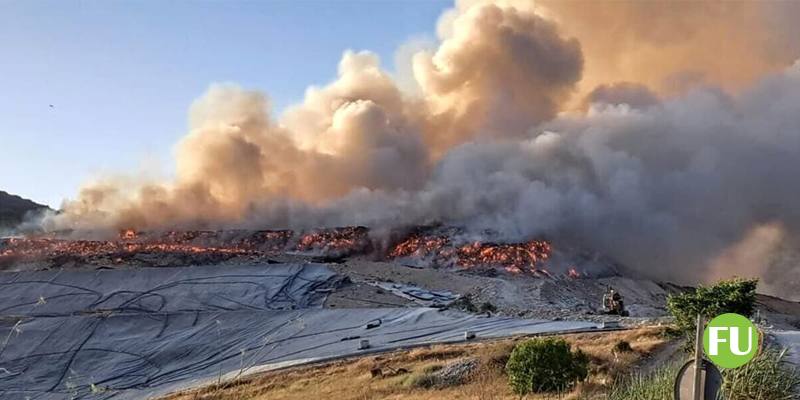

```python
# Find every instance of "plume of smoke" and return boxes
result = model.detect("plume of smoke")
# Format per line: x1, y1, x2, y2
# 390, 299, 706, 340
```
48, 0, 583, 230
257, 61, 800, 294
413, 0, 582, 152
39, 1, 800, 296
708, 223, 785, 287
537, 0, 800, 101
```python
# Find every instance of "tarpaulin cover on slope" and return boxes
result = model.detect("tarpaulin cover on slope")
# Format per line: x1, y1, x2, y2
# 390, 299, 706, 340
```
0, 263, 340, 316
0, 264, 598, 399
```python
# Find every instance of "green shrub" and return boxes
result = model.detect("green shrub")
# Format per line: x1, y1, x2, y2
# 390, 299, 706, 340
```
505, 337, 589, 394
666, 278, 758, 338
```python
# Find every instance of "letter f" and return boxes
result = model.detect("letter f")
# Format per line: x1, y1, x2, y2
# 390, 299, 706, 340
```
709, 327, 728, 355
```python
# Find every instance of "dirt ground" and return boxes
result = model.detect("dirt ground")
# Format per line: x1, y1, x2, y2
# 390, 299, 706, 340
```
326, 259, 677, 325
324, 259, 800, 330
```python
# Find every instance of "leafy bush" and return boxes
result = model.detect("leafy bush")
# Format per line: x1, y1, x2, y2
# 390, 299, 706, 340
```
721, 348, 800, 400
505, 337, 589, 394
666, 278, 758, 337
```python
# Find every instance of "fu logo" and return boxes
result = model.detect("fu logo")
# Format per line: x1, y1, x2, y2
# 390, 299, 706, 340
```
703, 313, 759, 368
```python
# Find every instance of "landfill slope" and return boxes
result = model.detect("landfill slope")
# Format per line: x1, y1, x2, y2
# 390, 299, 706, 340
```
0, 263, 598, 399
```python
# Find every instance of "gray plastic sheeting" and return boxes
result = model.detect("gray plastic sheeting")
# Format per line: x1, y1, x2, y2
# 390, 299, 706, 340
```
0, 264, 341, 316
0, 264, 599, 399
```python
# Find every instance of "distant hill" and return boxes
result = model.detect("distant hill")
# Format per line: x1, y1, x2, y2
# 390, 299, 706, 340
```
0, 190, 50, 229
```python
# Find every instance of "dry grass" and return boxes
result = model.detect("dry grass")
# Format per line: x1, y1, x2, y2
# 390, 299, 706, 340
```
161, 327, 670, 400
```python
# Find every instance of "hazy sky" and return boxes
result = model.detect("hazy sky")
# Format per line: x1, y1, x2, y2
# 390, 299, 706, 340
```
0, 0, 449, 208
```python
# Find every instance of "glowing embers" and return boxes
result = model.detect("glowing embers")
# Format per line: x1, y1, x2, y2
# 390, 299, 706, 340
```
237, 230, 294, 253
0, 227, 370, 268
0, 236, 259, 269
387, 232, 552, 275
2, 226, 571, 275
296, 226, 371, 256
456, 240, 551, 274
388, 234, 452, 259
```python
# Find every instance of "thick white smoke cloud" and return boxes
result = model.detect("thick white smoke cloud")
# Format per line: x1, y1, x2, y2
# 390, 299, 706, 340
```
43, 1, 800, 296
51, 0, 584, 229
412, 0, 582, 151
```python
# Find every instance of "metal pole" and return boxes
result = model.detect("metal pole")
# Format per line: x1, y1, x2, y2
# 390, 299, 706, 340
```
692, 314, 704, 400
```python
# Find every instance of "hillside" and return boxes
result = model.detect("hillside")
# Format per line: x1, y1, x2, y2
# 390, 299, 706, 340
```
0, 190, 49, 229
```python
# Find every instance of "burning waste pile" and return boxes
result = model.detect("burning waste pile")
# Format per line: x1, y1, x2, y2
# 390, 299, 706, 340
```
0, 227, 371, 269
1, 225, 601, 279
294, 226, 372, 257
387, 227, 554, 276
0, 232, 264, 269
0, 238, 256, 269
382, 226, 620, 278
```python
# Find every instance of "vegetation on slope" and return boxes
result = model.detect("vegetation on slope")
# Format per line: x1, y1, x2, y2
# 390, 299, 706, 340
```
608, 349, 800, 400
505, 337, 588, 394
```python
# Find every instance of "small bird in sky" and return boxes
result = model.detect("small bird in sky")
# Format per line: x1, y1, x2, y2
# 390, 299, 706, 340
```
49, 104, 54, 109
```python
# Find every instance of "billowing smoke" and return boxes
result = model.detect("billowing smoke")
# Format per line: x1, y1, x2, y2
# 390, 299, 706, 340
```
538, 0, 800, 99
41, 1, 800, 296
412, 0, 582, 151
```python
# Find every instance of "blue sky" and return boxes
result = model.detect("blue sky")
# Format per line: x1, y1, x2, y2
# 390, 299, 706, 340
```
0, 0, 450, 208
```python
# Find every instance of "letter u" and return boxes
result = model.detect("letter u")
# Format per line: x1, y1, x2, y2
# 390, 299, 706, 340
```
729, 327, 754, 355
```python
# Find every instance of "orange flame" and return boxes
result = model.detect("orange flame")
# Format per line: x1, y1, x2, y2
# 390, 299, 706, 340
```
296, 226, 369, 254
388, 233, 551, 275
0, 227, 371, 268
